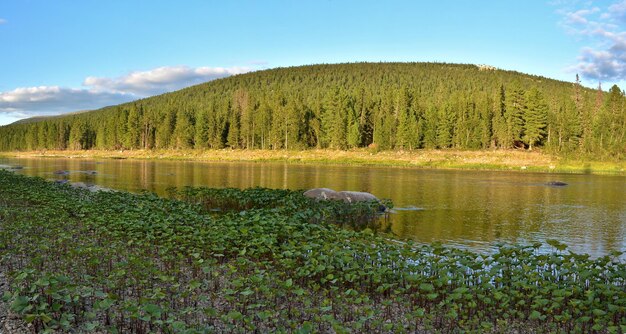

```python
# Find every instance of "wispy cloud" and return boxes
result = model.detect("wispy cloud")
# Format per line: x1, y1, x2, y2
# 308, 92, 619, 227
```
560, 0, 626, 82
0, 65, 253, 123
0, 18, 7, 24
563, 8, 599, 25
83, 65, 250, 96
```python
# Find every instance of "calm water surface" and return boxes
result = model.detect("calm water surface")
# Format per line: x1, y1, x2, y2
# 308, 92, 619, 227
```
2, 157, 625, 257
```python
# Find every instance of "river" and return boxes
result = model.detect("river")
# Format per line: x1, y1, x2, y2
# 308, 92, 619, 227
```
1, 157, 625, 257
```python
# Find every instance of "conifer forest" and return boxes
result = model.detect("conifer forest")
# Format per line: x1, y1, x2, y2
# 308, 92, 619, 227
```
1, 63, 624, 159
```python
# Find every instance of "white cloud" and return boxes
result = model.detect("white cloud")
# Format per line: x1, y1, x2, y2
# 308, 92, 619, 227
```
0, 18, 7, 24
83, 65, 250, 96
0, 86, 135, 116
607, 0, 626, 22
564, 8, 599, 25
0, 65, 255, 124
560, 1, 626, 81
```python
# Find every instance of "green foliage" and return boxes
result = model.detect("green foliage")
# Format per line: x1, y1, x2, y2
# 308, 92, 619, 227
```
1, 171, 625, 332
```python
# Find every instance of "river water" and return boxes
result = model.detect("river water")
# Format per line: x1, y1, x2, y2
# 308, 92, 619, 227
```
1, 157, 625, 257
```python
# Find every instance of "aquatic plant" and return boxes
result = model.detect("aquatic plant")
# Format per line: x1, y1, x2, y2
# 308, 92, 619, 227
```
0, 170, 624, 333
167, 186, 390, 231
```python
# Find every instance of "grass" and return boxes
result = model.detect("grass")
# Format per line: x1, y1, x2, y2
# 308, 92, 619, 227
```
1, 170, 625, 333
3, 148, 625, 175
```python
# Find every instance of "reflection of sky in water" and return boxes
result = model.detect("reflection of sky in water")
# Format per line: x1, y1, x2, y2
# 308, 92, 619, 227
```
2, 157, 625, 258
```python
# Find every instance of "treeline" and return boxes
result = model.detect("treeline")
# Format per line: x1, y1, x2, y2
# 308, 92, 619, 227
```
1, 63, 624, 158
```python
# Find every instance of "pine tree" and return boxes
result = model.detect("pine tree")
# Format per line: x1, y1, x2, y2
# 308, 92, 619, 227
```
605, 85, 624, 150
505, 85, 525, 148
125, 106, 141, 149
347, 107, 361, 149
437, 103, 456, 148
373, 92, 394, 150
156, 111, 175, 149
226, 101, 241, 149
327, 87, 348, 149
491, 85, 507, 148
396, 87, 413, 149
194, 109, 210, 149
234, 89, 252, 149
422, 105, 438, 149
173, 109, 195, 149
523, 87, 548, 150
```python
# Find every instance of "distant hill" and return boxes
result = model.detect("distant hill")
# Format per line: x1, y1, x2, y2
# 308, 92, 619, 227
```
1, 62, 624, 158
10, 110, 91, 125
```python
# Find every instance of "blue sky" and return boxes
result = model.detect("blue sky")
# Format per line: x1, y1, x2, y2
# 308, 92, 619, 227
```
1, 0, 625, 125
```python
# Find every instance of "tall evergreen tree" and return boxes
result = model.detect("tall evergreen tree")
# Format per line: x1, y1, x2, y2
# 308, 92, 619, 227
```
523, 87, 548, 150
436, 103, 456, 148
327, 87, 348, 149
173, 109, 195, 149
504, 85, 525, 148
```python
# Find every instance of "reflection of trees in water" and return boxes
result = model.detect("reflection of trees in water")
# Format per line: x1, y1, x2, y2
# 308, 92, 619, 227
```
6, 157, 626, 257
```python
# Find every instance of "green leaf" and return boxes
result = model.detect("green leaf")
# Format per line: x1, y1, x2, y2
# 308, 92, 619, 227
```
592, 309, 606, 317
240, 289, 254, 296
10, 296, 30, 314
529, 310, 542, 320
143, 303, 162, 318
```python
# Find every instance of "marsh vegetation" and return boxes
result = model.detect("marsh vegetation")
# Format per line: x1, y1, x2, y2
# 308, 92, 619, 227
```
1, 171, 625, 333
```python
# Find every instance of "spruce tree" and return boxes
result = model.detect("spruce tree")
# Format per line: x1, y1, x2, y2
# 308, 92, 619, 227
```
505, 85, 525, 147
523, 87, 548, 150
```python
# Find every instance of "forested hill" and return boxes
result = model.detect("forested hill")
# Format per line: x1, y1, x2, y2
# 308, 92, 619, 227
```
1, 62, 624, 158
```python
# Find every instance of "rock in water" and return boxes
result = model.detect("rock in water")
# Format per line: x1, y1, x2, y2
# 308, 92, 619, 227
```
304, 188, 386, 211
303, 188, 342, 200
337, 191, 379, 203
546, 181, 568, 186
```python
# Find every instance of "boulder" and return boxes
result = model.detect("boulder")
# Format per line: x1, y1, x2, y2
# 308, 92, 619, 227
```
337, 191, 379, 203
304, 188, 386, 211
303, 188, 342, 201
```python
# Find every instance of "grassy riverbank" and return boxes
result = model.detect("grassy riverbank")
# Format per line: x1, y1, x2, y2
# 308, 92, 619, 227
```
2, 149, 625, 174
1, 171, 625, 332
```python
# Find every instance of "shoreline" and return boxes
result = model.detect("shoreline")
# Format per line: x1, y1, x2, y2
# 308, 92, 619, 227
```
1, 148, 625, 175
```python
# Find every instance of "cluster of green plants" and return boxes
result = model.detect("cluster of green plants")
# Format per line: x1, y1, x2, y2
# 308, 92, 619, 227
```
1, 63, 625, 159
166, 186, 390, 231
0, 170, 625, 333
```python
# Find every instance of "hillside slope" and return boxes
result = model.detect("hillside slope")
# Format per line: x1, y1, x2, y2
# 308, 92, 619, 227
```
1, 62, 624, 158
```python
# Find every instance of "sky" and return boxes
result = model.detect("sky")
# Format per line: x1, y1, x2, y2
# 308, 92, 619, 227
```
1, 0, 626, 125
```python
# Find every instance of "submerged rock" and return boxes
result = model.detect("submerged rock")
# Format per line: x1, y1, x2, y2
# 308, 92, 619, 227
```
53, 170, 69, 175
68, 181, 112, 192
546, 181, 568, 187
